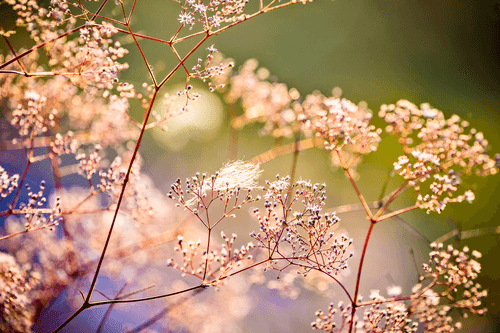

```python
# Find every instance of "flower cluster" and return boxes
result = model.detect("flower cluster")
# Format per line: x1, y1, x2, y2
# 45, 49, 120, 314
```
4, 1, 129, 90
303, 92, 382, 169
0, 1, 497, 332
224, 59, 300, 138
409, 243, 487, 332
64, 22, 129, 90
250, 177, 353, 276
222, 59, 380, 169
49, 131, 78, 157
5, 0, 76, 44
100, 152, 162, 224
305, 95, 381, 152
19, 181, 62, 231
0, 166, 19, 201
76, 145, 103, 181
0, 252, 40, 333
190, 45, 234, 92
168, 161, 262, 226
381, 100, 499, 213
167, 232, 255, 285
176, 0, 249, 31
358, 289, 418, 333
312, 301, 354, 332
10, 91, 55, 138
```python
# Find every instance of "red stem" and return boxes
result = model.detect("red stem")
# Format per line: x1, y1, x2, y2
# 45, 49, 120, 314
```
349, 221, 375, 332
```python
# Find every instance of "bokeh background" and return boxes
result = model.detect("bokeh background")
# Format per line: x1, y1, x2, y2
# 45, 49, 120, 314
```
129, 1, 500, 331
1, 0, 500, 332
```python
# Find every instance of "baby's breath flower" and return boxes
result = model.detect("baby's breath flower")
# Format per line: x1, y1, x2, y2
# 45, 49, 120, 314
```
409, 244, 487, 332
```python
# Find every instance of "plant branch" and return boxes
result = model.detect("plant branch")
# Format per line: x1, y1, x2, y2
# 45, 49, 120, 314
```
349, 221, 375, 332
336, 149, 373, 220
375, 205, 418, 223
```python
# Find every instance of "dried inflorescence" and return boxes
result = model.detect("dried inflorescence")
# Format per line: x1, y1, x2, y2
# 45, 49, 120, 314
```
76, 144, 103, 181
303, 91, 382, 169
18, 181, 62, 232
190, 45, 234, 93
381, 100, 499, 213
311, 242, 487, 333
67, 22, 129, 89
168, 161, 262, 224
5, 0, 75, 44
0, 252, 40, 333
224, 59, 300, 138
409, 243, 487, 332
10, 91, 56, 138
167, 232, 255, 285
222, 59, 380, 169
4, 1, 129, 89
250, 176, 353, 276
176, 0, 249, 31
305, 94, 381, 153
357, 289, 418, 333
167, 162, 263, 283
0, 166, 19, 201
49, 131, 78, 157
312, 301, 354, 332
99, 152, 163, 224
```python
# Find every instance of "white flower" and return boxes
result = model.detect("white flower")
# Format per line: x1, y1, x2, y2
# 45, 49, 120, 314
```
178, 13, 192, 24
386, 285, 403, 297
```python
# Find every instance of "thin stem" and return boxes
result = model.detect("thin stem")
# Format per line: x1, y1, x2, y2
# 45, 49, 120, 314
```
0, 25, 86, 70
158, 33, 209, 88
171, 29, 205, 44
375, 205, 418, 223
372, 181, 408, 221
127, 288, 205, 333
383, 210, 430, 245
433, 225, 500, 244
409, 248, 422, 280
53, 285, 204, 333
289, 127, 302, 184
2, 35, 27, 74
221, 255, 354, 303
378, 170, 393, 203
251, 137, 323, 165
53, 91, 159, 333
227, 103, 239, 160
202, 228, 212, 281
90, 284, 206, 306
210, 1, 297, 36
127, 0, 138, 25
336, 149, 373, 220
349, 221, 375, 332
170, 44, 191, 75
10, 135, 35, 210
95, 282, 129, 333
85, 90, 159, 304
0, 222, 58, 241
90, 0, 110, 21
53, 303, 89, 333
121, 6, 157, 87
